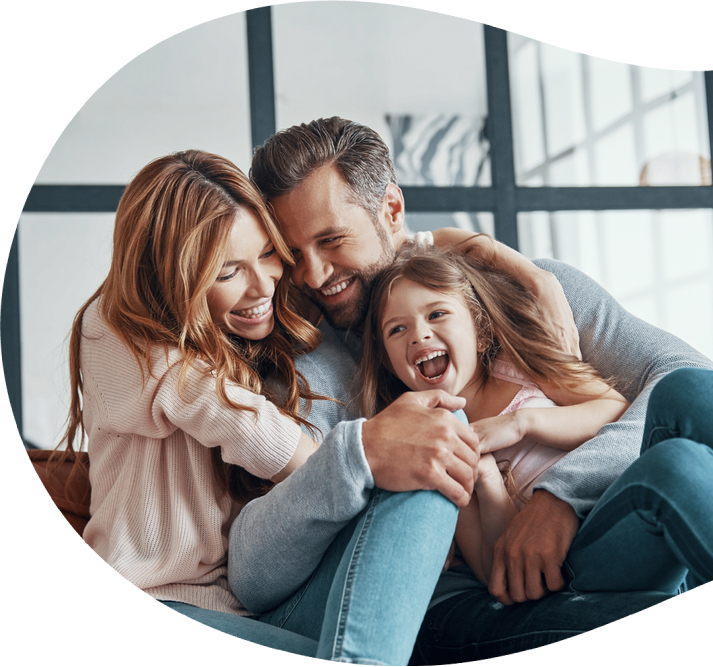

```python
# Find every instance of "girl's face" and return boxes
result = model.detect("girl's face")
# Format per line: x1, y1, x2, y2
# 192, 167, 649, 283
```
380, 279, 481, 397
207, 207, 284, 340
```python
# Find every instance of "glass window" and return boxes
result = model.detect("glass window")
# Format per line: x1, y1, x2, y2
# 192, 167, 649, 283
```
518, 209, 713, 359
509, 34, 711, 187
273, 2, 490, 186
405, 211, 494, 238
18, 214, 115, 448
36, 14, 253, 183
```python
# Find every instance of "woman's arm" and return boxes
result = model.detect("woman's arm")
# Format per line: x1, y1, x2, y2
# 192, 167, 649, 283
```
432, 228, 580, 357
270, 432, 319, 482
456, 454, 518, 585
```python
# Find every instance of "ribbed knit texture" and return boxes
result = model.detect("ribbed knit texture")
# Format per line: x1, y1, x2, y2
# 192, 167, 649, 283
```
80, 299, 302, 615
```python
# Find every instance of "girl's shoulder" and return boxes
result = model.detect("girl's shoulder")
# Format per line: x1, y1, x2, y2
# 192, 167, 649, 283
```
490, 359, 556, 414
489, 359, 540, 390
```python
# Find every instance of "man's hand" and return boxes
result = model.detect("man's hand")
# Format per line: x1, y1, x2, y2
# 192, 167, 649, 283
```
361, 390, 480, 507
488, 490, 579, 604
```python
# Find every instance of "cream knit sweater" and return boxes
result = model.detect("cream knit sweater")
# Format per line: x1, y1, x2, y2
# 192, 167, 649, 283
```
80, 299, 301, 615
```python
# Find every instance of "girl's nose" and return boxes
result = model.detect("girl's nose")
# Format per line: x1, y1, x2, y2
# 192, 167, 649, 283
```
411, 325, 432, 345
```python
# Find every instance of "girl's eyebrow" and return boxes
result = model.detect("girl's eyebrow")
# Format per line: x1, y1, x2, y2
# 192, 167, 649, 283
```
381, 301, 451, 330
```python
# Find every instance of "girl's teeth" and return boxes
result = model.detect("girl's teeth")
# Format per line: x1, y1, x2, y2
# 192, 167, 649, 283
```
321, 279, 351, 296
414, 350, 446, 365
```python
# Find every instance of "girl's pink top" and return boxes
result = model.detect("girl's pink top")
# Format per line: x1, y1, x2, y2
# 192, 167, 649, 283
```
489, 360, 568, 509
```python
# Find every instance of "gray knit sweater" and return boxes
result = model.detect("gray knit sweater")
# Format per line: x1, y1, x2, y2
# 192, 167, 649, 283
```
228, 259, 713, 612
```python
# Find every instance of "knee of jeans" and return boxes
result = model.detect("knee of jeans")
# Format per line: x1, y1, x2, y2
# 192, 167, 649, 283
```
649, 368, 711, 417
637, 438, 708, 485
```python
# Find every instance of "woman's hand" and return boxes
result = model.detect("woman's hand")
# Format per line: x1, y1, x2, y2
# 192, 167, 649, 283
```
470, 413, 524, 454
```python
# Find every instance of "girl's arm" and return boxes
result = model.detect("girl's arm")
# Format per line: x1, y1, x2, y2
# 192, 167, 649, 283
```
473, 380, 630, 454
432, 228, 580, 357
456, 453, 518, 585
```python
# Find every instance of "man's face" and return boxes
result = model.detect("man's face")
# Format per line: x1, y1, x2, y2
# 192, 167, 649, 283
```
270, 165, 404, 330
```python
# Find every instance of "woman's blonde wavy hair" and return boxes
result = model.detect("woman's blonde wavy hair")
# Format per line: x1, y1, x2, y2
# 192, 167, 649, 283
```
59, 150, 323, 504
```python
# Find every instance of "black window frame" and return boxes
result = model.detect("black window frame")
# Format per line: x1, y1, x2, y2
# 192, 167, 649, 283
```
3, 7, 713, 444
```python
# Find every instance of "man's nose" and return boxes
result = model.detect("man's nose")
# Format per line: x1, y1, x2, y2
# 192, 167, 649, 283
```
297, 253, 331, 291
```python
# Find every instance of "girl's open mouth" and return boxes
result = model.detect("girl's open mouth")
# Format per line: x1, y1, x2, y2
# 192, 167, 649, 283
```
415, 350, 450, 380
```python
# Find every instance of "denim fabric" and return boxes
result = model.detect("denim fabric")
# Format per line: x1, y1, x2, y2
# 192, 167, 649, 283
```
532, 259, 713, 518
230, 261, 713, 662
566, 367, 713, 593
412, 584, 670, 664
259, 488, 458, 665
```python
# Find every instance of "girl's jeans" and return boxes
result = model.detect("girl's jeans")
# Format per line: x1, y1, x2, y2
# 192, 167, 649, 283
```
566, 367, 713, 593
165, 487, 457, 665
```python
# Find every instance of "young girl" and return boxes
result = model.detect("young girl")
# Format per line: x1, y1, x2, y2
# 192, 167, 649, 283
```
359, 242, 630, 586
58, 150, 459, 664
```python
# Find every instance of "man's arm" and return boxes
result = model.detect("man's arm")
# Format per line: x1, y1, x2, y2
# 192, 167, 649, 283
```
229, 390, 480, 613
488, 258, 713, 604
432, 228, 580, 357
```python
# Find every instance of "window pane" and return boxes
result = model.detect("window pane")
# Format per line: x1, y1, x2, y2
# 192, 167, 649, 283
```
19, 214, 115, 448
36, 14, 253, 183
518, 209, 713, 360
405, 212, 494, 238
509, 34, 711, 187
273, 3, 490, 186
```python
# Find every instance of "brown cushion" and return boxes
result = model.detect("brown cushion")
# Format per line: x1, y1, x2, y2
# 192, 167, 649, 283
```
27, 449, 91, 536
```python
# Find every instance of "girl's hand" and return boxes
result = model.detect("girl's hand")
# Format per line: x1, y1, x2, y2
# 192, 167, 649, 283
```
470, 413, 524, 454
475, 452, 501, 485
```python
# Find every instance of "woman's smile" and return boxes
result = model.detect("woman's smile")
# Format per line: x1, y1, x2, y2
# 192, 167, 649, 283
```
206, 208, 284, 340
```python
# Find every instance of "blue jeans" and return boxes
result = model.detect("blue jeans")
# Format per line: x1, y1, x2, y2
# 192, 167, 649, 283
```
566, 367, 713, 593
413, 369, 713, 663
170, 487, 457, 665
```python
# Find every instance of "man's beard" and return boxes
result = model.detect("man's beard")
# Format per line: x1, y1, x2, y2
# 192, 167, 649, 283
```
306, 231, 395, 332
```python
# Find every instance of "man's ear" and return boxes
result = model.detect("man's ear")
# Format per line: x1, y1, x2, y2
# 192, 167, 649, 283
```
383, 183, 405, 235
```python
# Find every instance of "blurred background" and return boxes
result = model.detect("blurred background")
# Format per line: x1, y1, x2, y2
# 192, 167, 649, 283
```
4, 1, 713, 450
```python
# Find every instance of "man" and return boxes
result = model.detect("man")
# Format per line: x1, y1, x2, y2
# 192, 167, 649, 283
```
229, 117, 712, 662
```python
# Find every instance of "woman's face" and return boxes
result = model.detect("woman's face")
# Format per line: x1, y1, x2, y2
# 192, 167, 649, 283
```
380, 279, 481, 398
206, 208, 284, 340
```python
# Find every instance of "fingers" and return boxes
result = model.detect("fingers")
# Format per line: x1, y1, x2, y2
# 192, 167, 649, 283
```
488, 546, 514, 605
407, 388, 467, 413
543, 561, 566, 593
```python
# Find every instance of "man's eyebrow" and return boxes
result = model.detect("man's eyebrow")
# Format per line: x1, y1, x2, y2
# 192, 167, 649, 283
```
313, 226, 349, 240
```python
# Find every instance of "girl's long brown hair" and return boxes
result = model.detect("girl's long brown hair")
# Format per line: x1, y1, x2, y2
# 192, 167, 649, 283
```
58, 150, 324, 504
359, 242, 608, 419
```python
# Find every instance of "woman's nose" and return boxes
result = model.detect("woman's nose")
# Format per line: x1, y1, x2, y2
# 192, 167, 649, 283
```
251, 265, 277, 297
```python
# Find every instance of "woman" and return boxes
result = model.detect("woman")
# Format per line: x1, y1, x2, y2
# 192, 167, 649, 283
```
60, 150, 458, 664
